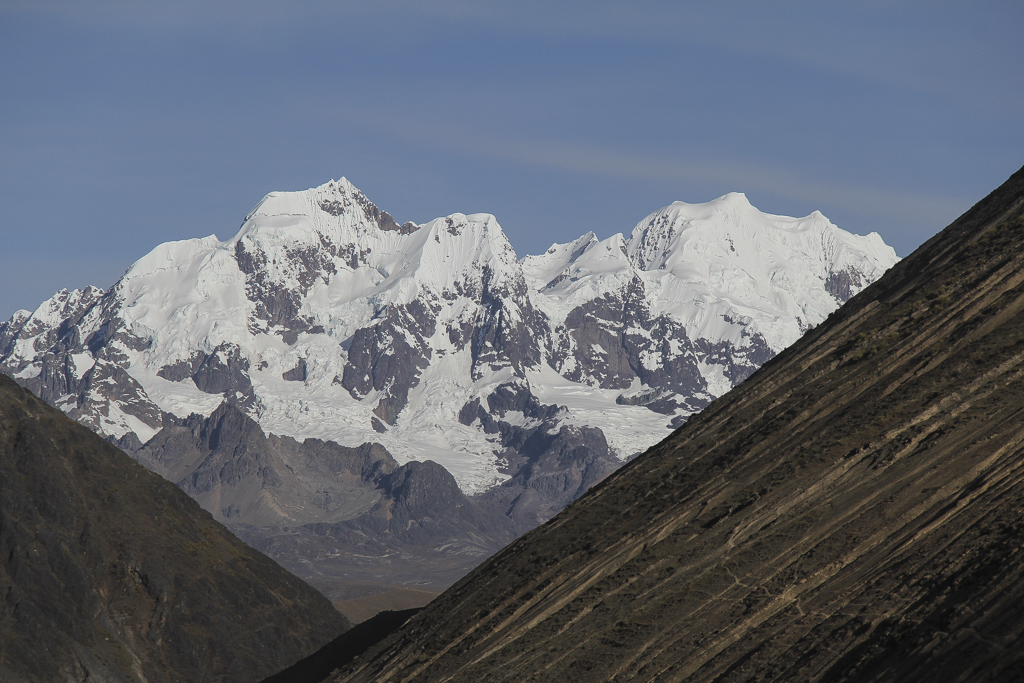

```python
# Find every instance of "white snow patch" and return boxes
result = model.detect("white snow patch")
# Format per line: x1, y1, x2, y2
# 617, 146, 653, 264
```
71, 353, 95, 377
697, 361, 733, 398
526, 364, 673, 461
14, 364, 41, 380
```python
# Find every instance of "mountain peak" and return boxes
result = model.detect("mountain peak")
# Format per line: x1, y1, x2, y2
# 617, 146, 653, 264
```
328, 176, 356, 191
657, 191, 755, 221
0, 174, 903, 624
713, 190, 751, 205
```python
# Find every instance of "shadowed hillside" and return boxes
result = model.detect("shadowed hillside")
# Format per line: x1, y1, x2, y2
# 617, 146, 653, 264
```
0, 374, 350, 683
329, 167, 1024, 683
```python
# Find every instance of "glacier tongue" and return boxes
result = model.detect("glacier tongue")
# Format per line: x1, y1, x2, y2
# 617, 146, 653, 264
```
1, 180, 898, 497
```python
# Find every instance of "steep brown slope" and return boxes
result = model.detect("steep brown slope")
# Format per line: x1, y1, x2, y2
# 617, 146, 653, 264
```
0, 374, 350, 683
331, 165, 1024, 683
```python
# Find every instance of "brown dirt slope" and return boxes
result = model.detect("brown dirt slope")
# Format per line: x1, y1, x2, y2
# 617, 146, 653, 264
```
0, 374, 350, 683
331, 165, 1024, 683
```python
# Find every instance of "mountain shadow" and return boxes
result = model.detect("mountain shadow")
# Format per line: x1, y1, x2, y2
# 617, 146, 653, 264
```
326, 167, 1024, 683
0, 374, 350, 683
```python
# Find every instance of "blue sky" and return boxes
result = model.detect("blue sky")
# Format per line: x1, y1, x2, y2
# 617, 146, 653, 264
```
2, 1, 1022, 320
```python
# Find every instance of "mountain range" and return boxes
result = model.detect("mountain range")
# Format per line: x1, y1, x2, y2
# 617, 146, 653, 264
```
0, 179, 898, 599
327, 166, 1024, 682
7, 164, 1020, 683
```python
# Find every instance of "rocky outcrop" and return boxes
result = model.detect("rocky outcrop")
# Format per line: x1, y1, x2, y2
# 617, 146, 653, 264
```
476, 423, 620, 533
308, 460, 516, 558
329, 168, 1024, 683
132, 402, 398, 528
282, 357, 308, 381
0, 373, 349, 683
340, 300, 436, 426
189, 343, 257, 408
547, 277, 759, 415
457, 378, 620, 532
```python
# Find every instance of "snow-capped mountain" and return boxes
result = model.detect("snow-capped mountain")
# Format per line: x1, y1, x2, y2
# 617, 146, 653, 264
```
0, 179, 898, 507
525, 193, 893, 417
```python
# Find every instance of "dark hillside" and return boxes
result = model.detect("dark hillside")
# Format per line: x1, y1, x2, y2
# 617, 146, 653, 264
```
331, 165, 1024, 683
261, 608, 422, 683
0, 374, 350, 683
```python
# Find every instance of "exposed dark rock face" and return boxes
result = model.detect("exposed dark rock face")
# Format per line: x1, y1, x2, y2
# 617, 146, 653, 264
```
0, 287, 104, 366
156, 351, 205, 382
283, 357, 308, 381
341, 301, 436, 425
319, 186, 419, 235
551, 280, 653, 390
477, 424, 620, 533
310, 460, 515, 555
128, 403, 516, 600
66, 360, 165, 432
189, 343, 257, 408
693, 331, 775, 386
330, 168, 1024, 683
466, 265, 545, 379
824, 266, 866, 303
457, 378, 560, 436
0, 373, 349, 683
0, 290, 168, 440
131, 402, 397, 526
234, 230, 330, 345
457, 379, 620, 532
548, 276, 774, 416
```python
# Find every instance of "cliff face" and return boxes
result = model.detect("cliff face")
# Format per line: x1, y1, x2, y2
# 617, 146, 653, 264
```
0, 374, 350, 683
331, 168, 1024, 683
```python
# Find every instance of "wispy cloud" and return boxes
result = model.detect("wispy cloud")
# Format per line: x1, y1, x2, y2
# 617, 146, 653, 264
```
8, 0, 1020, 114
383, 0, 1024, 114
335, 105, 967, 232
